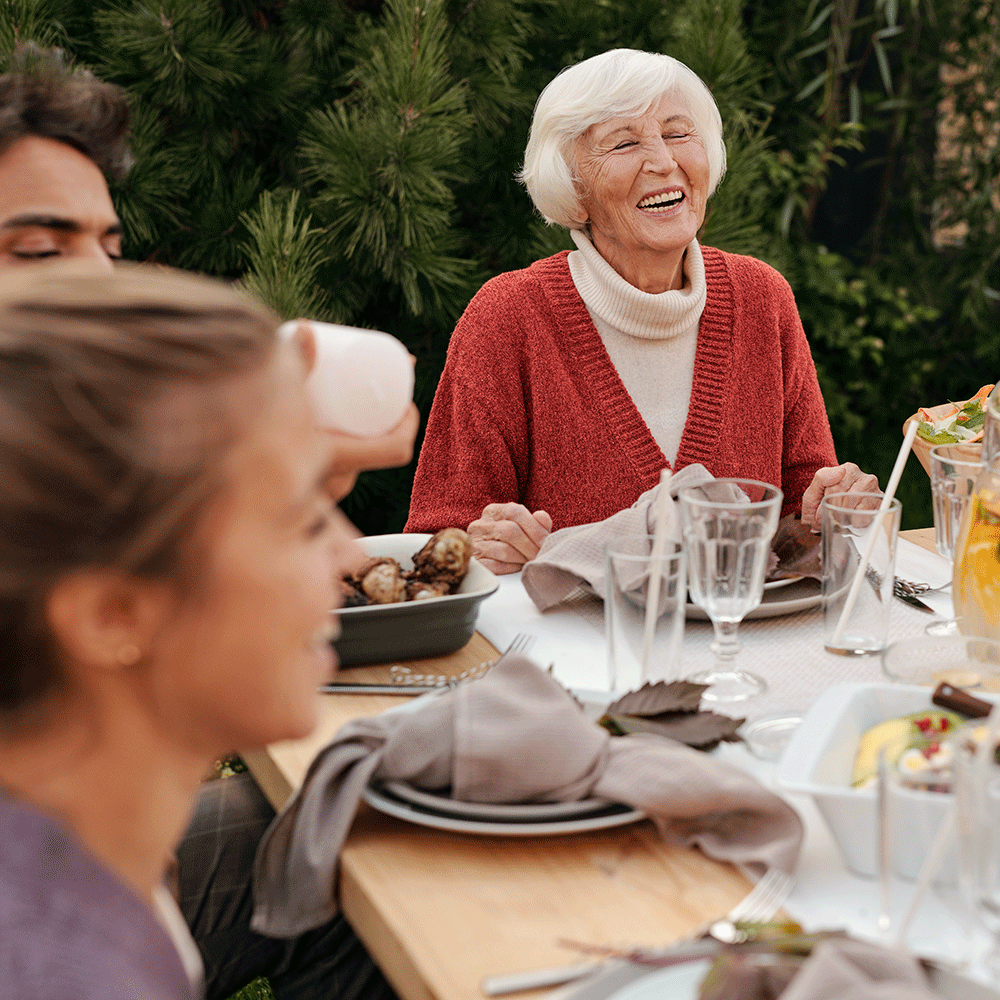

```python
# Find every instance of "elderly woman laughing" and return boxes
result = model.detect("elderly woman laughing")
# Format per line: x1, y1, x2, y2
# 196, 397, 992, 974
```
405, 48, 878, 574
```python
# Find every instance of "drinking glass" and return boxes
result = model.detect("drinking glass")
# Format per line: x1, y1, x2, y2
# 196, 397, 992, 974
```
881, 634, 1000, 691
875, 747, 963, 959
952, 463, 1000, 643
604, 536, 686, 693
931, 444, 984, 561
928, 444, 983, 637
821, 493, 901, 655
984, 389, 1000, 469
678, 479, 782, 703
952, 718, 1000, 978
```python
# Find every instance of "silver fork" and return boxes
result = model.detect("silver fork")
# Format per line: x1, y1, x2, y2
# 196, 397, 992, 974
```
895, 576, 951, 596
390, 633, 537, 689
500, 632, 536, 659
703, 868, 795, 943
480, 869, 795, 995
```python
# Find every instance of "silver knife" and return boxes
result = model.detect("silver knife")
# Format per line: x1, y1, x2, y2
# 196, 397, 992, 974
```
893, 588, 936, 614
319, 682, 441, 694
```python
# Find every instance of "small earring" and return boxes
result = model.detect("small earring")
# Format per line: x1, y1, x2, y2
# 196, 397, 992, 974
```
116, 643, 142, 667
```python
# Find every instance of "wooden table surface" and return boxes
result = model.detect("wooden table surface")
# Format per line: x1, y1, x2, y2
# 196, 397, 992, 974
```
243, 527, 940, 1000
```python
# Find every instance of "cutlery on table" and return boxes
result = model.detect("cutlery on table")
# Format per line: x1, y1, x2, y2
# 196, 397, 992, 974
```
479, 869, 795, 995
892, 577, 942, 614
319, 682, 444, 695
321, 633, 537, 695
893, 589, 935, 614
863, 570, 941, 614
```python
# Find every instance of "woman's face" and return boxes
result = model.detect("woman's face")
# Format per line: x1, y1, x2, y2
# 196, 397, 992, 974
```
574, 92, 711, 291
143, 345, 359, 755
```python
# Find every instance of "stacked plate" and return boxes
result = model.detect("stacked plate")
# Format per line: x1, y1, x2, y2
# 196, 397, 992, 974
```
686, 574, 821, 621
363, 780, 646, 837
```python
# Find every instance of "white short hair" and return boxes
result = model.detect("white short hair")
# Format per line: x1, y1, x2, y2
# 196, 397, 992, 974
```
519, 49, 727, 230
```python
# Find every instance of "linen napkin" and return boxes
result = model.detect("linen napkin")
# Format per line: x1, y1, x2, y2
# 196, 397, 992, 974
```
521, 465, 746, 611
699, 939, 938, 1000
781, 938, 937, 1000
250, 655, 803, 938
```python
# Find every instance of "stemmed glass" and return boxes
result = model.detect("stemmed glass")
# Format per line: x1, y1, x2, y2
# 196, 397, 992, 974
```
952, 718, 1000, 979
678, 479, 783, 703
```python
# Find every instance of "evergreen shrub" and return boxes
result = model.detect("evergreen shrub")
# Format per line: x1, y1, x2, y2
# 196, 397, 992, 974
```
4, 0, 997, 531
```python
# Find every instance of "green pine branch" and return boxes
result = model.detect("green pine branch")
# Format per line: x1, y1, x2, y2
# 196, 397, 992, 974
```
237, 188, 335, 321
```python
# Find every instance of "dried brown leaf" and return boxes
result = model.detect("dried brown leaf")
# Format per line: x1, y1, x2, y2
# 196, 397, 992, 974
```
770, 514, 821, 581
601, 710, 746, 750
606, 680, 709, 718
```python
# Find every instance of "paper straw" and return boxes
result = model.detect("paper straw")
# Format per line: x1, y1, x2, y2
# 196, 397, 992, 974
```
832, 420, 918, 644
892, 803, 955, 947
640, 469, 674, 680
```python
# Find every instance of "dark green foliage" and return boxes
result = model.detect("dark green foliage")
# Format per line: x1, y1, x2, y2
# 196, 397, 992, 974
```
6, 0, 997, 532
228, 975, 274, 1000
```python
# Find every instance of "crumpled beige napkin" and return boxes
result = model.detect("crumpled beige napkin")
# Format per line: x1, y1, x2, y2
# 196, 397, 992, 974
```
250, 655, 803, 938
522, 464, 746, 611
700, 939, 938, 1000
782, 938, 937, 1000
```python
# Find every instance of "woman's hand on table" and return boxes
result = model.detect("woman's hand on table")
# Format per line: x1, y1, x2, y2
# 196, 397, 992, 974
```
800, 463, 881, 529
468, 503, 553, 574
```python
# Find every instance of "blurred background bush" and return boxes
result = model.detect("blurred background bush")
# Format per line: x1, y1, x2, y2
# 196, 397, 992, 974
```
7, 0, 997, 531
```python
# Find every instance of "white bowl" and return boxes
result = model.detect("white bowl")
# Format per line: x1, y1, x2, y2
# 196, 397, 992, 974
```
775, 682, 991, 879
333, 533, 499, 667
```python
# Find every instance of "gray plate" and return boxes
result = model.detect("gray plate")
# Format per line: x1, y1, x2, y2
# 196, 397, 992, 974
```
381, 780, 619, 821
333, 533, 499, 667
686, 576, 821, 621
363, 784, 646, 836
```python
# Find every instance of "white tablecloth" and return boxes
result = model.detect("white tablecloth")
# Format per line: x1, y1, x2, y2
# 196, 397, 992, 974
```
475, 538, 955, 721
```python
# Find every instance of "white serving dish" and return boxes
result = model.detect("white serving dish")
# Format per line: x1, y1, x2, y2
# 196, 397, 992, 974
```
775, 682, 988, 879
333, 533, 499, 667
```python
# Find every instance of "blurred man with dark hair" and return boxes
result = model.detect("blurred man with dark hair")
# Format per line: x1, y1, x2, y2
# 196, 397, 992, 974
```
0, 45, 129, 268
0, 43, 400, 1000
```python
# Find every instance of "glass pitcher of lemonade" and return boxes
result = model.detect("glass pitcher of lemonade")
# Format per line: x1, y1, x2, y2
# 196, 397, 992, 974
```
953, 390, 1000, 639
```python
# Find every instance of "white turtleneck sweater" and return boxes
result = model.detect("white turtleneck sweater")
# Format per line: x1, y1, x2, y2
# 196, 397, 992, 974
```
567, 229, 706, 465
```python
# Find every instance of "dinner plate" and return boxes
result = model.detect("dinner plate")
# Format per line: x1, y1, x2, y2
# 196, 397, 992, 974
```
363, 783, 646, 836
686, 576, 821, 621
559, 959, 711, 1000
763, 574, 804, 591
381, 780, 619, 821
560, 955, 1000, 1000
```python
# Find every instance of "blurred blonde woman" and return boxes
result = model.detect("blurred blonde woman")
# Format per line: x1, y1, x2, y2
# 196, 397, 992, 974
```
0, 264, 361, 998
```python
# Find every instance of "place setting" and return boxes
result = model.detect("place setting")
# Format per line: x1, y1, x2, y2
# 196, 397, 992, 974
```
253, 647, 805, 937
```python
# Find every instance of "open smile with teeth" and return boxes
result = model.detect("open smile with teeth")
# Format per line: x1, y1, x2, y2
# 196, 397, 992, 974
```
637, 190, 685, 211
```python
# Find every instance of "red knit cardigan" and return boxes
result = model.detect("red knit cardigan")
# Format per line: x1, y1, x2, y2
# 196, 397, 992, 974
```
405, 246, 837, 534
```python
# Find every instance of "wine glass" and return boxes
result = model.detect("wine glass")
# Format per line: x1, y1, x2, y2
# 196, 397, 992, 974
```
678, 479, 783, 703
952, 718, 1000, 978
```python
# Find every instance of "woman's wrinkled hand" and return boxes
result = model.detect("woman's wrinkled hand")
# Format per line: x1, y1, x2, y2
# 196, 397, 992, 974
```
467, 503, 553, 575
323, 402, 421, 502
800, 463, 881, 530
